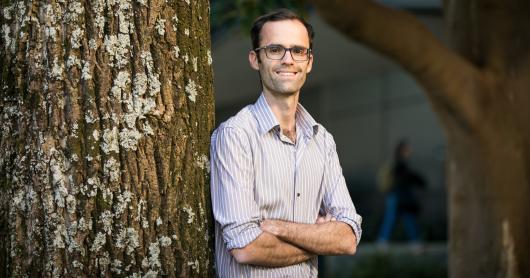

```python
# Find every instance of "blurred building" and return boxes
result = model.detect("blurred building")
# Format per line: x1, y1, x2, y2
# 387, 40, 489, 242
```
211, 6, 447, 242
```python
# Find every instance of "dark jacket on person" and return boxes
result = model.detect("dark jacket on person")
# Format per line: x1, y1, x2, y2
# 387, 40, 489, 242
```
392, 159, 426, 214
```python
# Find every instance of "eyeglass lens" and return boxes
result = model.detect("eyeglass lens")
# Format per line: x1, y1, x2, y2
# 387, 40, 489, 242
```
264, 45, 309, 61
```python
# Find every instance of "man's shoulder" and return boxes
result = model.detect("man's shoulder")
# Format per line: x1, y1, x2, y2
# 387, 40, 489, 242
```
213, 105, 257, 138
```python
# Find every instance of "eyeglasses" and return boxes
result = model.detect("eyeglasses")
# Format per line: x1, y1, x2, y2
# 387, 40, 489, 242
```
254, 44, 312, 61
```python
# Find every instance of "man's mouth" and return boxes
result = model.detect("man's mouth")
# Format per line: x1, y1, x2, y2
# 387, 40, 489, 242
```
275, 71, 297, 76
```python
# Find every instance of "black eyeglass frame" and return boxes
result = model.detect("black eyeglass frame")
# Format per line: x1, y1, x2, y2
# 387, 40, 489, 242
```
253, 44, 312, 61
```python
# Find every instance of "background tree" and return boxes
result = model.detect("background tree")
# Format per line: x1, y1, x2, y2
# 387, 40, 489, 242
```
0, 0, 214, 276
309, 0, 530, 277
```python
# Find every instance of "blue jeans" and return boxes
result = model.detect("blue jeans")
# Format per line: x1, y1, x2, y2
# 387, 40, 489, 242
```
377, 192, 420, 242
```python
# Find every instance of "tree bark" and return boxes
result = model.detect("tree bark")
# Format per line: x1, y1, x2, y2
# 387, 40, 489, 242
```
311, 0, 530, 277
1, 0, 214, 277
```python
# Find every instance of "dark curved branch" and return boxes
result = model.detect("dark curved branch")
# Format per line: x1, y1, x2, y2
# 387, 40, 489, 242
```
310, 0, 483, 127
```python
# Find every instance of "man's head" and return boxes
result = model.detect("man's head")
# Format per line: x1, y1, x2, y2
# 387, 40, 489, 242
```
249, 9, 315, 97
250, 9, 315, 52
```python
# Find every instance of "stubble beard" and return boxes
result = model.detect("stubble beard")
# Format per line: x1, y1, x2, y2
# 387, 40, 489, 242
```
263, 71, 307, 97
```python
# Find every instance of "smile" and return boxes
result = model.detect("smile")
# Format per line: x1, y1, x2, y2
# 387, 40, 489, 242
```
275, 71, 297, 76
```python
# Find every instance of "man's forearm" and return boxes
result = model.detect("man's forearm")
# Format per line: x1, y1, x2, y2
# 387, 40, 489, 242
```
261, 220, 357, 255
231, 231, 315, 267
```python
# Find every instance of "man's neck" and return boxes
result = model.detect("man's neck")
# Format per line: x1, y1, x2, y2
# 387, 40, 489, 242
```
263, 90, 298, 141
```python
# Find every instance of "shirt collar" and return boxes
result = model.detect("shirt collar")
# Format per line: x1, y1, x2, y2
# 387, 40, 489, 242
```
250, 93, 320, 138
296, 103, 320, 139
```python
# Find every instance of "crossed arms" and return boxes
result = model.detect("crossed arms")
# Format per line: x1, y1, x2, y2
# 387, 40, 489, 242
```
231, 216, 357, 267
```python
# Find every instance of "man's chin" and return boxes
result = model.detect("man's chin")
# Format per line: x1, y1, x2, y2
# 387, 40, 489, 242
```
275, 85, 303, 95
263, 83, 303, 96
272, 90, 298, 97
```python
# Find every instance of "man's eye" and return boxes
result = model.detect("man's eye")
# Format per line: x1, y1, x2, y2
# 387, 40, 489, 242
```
268, 46, 283, 53
292, 47, 306, 55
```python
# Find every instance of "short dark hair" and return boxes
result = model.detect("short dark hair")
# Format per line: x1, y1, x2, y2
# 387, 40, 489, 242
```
250, 9, 315, 50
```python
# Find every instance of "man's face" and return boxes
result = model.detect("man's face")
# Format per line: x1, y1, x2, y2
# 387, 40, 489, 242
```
249, 20, 313, 97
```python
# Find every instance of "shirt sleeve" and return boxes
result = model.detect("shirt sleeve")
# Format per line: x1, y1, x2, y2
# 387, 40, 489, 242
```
321, 133, 363, 245
210, 126, 263, 250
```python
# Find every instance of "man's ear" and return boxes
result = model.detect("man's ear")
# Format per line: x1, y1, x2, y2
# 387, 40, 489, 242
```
249, 50, 260, 70
306, 53, 314, 74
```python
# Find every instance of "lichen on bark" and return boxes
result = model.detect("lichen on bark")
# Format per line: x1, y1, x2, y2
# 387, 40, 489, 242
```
1, 0, 214, 276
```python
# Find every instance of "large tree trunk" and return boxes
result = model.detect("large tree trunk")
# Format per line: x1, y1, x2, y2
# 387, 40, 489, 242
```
0, 0, 214, 277
444, 1, 530, 277
311, 0, 530, 277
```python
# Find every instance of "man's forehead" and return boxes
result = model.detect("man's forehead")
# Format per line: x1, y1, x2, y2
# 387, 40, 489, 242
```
259, 20, 310, 46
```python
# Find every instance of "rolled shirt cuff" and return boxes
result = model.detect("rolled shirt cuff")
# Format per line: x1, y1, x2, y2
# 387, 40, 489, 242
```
224, 222, 264, 251
336, 214, 363, 246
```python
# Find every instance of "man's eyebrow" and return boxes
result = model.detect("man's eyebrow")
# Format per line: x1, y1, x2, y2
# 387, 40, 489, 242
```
291, 45, 308, 49
266, 43, 308, 48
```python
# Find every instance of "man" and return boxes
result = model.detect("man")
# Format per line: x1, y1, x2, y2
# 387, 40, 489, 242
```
210, 9, 362, 277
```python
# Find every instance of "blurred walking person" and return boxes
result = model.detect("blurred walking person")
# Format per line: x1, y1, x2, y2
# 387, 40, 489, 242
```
376, 140, 426, 252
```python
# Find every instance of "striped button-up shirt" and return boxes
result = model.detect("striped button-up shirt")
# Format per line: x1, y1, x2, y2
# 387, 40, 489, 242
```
210, 94, 362, 277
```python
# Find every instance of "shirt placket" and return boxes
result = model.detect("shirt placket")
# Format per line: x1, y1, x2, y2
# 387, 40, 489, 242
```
276, 129, 297, 222
293, 131, 309, 223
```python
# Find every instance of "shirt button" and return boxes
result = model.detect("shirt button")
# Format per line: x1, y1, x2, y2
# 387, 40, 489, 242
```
297, 193, 301, 197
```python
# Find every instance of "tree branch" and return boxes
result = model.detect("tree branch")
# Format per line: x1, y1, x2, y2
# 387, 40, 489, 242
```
311, 0, 483, 128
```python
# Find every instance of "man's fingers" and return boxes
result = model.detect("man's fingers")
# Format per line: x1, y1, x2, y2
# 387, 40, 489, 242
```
316, 214, 336, 224
327, 214, 336, 221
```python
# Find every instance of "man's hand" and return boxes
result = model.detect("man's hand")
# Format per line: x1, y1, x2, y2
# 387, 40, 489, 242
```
261, 214, 337, 237
316, 213, 336, 224
260, 219, 285, 237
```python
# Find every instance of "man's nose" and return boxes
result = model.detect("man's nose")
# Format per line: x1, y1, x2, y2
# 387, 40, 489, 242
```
281, 49, 295, 64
